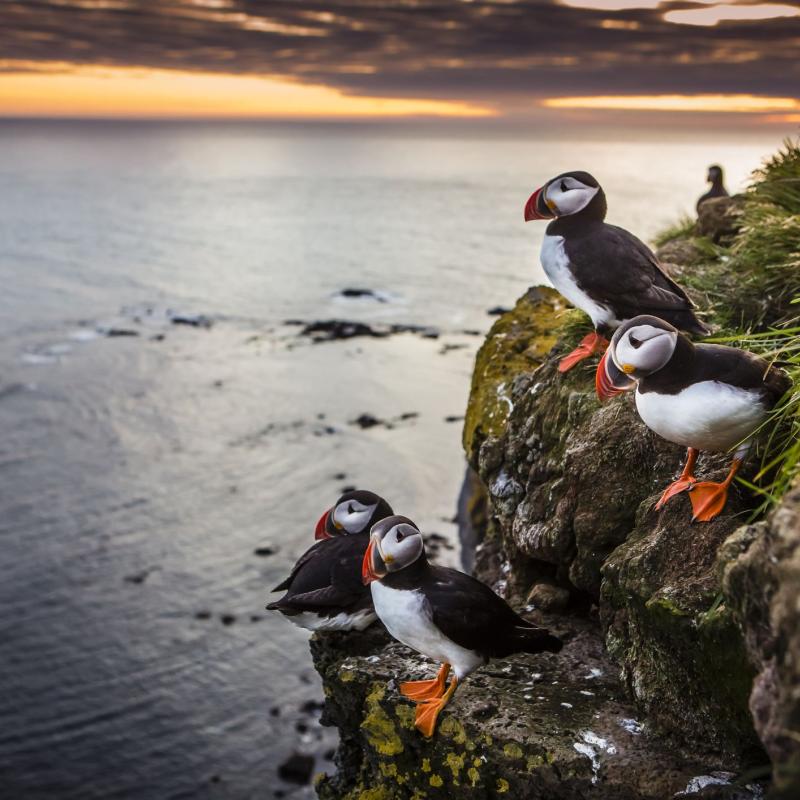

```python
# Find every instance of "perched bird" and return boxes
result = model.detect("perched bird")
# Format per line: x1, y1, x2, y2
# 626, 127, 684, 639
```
696, 164, 729, 213
524, 171, 707, 372
267, 490, 393, 631
596, 315, 790, 522
362, 516, 562, 737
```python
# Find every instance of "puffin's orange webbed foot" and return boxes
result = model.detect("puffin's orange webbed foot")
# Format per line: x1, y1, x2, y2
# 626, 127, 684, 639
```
655, 477, 697, 510
558, 332, 608, 373
400, 664, 450, 701
413, 677, 458, 738
689, 482, 730, 522
688, 457, 742, 522
655, 448, 699, 510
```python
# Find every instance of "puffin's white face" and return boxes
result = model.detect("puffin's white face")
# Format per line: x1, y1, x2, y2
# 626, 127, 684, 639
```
544, 175, 599, 217
362, 516, 424, 582
332, 497, 379, 534
612, 323, 677, 378
376, 521, 424, 571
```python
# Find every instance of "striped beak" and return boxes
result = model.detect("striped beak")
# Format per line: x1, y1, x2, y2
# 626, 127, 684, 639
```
595, 349, 636, 401
314, 509, 332, 540
362, 537, 386, 584
524, 186, 554, 221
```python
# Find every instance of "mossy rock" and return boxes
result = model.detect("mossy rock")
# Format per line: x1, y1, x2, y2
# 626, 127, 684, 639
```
311, 620, 755, 799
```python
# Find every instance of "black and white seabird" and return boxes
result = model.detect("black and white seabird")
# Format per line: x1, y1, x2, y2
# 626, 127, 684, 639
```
362, 516, 562, 737
524, 171, 708, 372
596, 315, 790, 522
267, 490, 393, 631
696, 164, 729, 213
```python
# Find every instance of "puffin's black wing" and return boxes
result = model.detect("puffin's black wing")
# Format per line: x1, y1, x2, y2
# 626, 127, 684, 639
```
271, 540, 324, 592
423, 566, 561, 659
694, 345, 792, 407
571, 223, 707, 335
267, 534, 369, 612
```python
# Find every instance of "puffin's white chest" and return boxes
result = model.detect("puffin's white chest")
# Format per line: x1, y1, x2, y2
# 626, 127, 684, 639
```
540, 234, 619, 330
371, 582, 484, 679
635, 381, 766, 454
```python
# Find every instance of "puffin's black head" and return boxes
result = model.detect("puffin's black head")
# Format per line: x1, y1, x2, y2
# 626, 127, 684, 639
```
524, 171, 606, 222
362, 515, 423, 584
314, 490, 393, 540
707, 164, 724, 184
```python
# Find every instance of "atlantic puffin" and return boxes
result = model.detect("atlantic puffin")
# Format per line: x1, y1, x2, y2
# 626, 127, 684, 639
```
524, 171, 708, 372
596, 315, 790, 521
697, 164, 729, 212
362, 515, 562, 736
267, 490, 393, 631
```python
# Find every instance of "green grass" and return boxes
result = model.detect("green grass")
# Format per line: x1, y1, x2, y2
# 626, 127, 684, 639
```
730, 139, 800, 327
707, 315, 800, 514
651, 138, 800, 512
652, 214, 696, 247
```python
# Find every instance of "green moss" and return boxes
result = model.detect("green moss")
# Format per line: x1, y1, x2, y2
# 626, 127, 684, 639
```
438, 716, 467, 744
444, 751, 465, 783
496, 778, 510, 793
463, 286, 567, 461
429, 774, 443, 788
503, 743, 524, 759
360, 683, 404, 756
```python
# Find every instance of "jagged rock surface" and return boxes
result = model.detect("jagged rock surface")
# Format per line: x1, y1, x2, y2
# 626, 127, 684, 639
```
310, 204, 798, 797
312, 623, 757, 800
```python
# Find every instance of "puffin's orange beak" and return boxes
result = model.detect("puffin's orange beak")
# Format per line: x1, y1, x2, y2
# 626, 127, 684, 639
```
595, 349, 634, 401
362, 538, 385, 584
314, 509, 332, 540
524, 186, 554, 221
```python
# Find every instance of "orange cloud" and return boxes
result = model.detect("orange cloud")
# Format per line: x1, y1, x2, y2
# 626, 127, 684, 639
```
542, 94, 800, 113
664, 3, 800, 26
0, 62, 495, 118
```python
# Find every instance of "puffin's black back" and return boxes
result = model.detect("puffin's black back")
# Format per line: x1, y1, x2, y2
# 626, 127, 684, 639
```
550, 216, 707, 336
383, 560, 562, 659
640, 335, 791, 405
267, 533, 370, 614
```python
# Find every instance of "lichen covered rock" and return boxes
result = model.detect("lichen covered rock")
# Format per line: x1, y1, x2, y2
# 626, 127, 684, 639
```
311, 622, 757, 799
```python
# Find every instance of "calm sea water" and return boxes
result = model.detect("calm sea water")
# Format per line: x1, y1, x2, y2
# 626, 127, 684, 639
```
0, 120, 782, 799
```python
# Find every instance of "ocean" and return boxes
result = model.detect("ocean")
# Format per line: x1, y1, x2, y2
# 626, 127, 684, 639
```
0, 119, 782, 799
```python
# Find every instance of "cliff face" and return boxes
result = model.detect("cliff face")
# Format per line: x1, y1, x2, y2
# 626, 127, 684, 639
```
310, 195, 800, 799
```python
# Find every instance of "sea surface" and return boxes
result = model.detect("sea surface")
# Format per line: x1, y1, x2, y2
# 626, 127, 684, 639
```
0, 120, 783, 799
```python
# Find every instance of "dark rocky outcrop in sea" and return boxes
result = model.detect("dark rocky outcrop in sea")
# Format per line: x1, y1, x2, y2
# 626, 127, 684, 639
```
306, 196, 800, 799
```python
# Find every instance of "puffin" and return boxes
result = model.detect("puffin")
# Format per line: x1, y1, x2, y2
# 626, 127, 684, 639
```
524, 171, 708, 372
267, 489, 393, 631
596, 315, 790, 522
362, 515, 562, 737
696, 164, 729, 212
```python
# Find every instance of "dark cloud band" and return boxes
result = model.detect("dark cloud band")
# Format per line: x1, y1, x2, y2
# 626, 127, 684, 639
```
1, 0, 798, 101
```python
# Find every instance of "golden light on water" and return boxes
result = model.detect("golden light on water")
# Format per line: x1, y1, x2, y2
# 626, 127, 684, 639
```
542, 94, 800, 113
0, 62, 495, 119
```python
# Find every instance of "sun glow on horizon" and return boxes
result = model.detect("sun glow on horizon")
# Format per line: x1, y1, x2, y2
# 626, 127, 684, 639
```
0, 62, 495, 119
542, 94, 800, 114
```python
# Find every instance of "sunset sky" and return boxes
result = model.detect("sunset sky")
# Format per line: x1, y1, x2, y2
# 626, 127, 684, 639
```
0, 0, 798, 126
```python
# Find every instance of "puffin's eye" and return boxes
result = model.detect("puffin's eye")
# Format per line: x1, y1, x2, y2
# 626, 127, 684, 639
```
347, 504, 354, 514
560, 180, 568, 192
629, 333, 642, 349
396, 530, 404, 542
